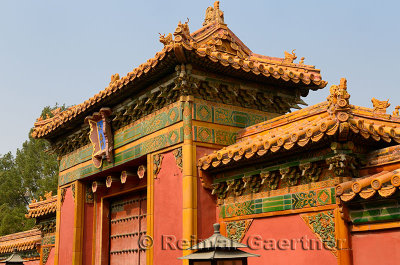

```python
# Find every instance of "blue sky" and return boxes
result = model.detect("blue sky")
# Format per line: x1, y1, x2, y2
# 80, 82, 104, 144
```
0, 0, 399, 155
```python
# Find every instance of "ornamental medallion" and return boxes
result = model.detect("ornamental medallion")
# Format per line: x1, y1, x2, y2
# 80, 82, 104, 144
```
85, 108, 113, 168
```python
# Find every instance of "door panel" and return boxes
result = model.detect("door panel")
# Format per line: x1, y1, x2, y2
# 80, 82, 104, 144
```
109, 191, 147, 265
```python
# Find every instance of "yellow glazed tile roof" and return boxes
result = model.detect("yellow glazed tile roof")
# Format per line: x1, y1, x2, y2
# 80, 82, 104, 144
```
0, 229, 41, 254
336, 169, 400, 202
198, 78, 400, 170
32, 2, 326, 139
26, 192, 57, 219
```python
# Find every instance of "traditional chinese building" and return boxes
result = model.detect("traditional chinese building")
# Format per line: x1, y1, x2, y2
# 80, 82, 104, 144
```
0, 229, 41, 264
2, 1, 398, 265
198, 79, 400, 265
0, 192, 56, 265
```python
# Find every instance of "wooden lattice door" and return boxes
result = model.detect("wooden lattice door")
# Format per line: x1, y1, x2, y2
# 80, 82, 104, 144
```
109, 191, 147, 265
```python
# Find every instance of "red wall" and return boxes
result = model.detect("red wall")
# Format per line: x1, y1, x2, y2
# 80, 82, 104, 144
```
58, 186, 74, 264
352, 228, 400, 265
242, 214, 336, 265
153, 151, 183, 265
196, 147, 217, 240
83, 202, 94, 265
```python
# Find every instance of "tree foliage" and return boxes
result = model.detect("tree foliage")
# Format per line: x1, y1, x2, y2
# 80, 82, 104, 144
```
0, 105, 64, 236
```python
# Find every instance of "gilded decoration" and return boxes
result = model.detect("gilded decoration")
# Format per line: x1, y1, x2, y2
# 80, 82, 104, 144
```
85, 185, 94, 203
85, 108, 113, 168
71, 183, 76, 200
301, 210, 337, 256
60, 188, 67, 205
226, 219, 253, 243
153, 153, 164, 178
172, 147, 183, 171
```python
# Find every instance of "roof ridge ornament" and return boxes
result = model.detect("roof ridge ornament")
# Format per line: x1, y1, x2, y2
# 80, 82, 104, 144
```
109, 73, 120, 85
174, 18, 191, 41
44, 191, 53, 200
283, 49, 297, 64
371, 97, 390, 114
203, 1, 225, 26
159, 32, 173, 46
327, 77, 351, 122
394, 106, 400, 116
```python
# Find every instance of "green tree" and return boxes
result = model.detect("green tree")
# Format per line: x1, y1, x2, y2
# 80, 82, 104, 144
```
0, 105, 64, 236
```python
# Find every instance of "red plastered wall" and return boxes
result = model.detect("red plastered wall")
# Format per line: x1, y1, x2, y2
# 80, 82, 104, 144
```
352, 228, 400, 265
153, 151, 183, 265
82, 202, 94, 265
242, 214, 336, 265
58, 186, 74, 264
196, 146, 217, 240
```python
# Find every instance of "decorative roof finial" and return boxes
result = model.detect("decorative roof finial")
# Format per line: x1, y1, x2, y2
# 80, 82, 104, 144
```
203, 1, 225, 26
159, 32, 173, 46
110, 73, 120, 85
44, 191, 53, 200
174, 19, 191, 43
327, 78, 351, 120
371, 98, 390, 114
394, 106, 400, 116
283, 49, 297, 64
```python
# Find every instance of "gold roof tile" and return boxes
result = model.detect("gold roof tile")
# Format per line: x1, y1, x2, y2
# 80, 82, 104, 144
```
0, 229, 41, 254
25, 192, 57, 219
336, 169, 400, 202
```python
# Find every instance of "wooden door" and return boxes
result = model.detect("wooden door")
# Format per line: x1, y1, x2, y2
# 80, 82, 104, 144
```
109, 191, 147, 265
